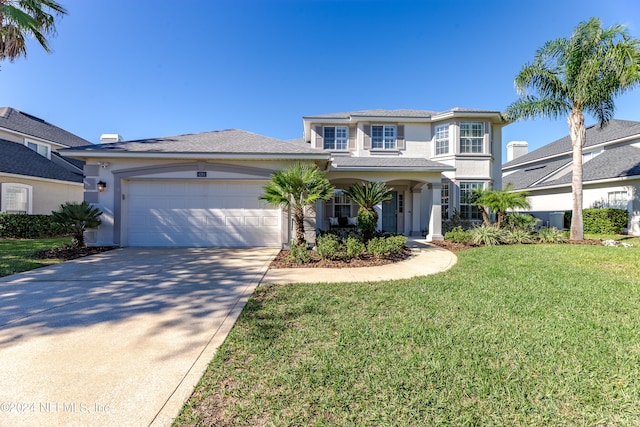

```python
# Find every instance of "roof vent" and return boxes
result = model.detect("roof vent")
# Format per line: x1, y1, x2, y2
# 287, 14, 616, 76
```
100, 134, 123, 143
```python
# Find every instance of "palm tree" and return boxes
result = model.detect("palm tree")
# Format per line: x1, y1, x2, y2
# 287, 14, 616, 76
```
505, 17, 640, 240
343, 181, 393, 242
474, 184, 530, 229
260, 162, 334, 245
0, 0, 67, 61
51, 201, 102, 248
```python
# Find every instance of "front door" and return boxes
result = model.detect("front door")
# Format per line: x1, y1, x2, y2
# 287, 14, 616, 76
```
381, 191, 398, 233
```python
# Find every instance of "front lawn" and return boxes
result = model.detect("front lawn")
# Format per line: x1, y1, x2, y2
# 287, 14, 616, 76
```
0, 237, 71, 277
176, 244, 640, 426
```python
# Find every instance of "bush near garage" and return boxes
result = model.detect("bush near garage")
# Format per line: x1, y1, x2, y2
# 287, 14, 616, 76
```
0, 213, 67, 238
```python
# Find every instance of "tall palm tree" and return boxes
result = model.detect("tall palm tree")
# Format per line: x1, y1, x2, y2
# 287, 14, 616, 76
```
343, 181, 393, 242
505, 17, 640, 240
0, 0, 67, 61
474, 184, 530, 229
260, 162, 334, 245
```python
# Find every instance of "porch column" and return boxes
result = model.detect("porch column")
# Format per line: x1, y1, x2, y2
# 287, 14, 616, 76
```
411, 185, 423, 236
375, 202, 383, 231
427, 182, 444, 241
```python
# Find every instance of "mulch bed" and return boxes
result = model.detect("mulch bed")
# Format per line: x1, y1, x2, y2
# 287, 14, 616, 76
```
33, 245, 117, 261
269, 247, 412, 269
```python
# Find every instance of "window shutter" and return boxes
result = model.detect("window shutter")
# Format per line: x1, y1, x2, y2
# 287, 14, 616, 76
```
315, 126, 323, 149
363, 125, 371, 150
348, 126, 356, 150
397, 125, 405, 150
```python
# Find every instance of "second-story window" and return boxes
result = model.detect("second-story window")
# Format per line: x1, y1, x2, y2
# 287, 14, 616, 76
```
324, 126, 348, 150
371, 125, 396, 150
459, 122, 484, 153
435, 125, 449, 155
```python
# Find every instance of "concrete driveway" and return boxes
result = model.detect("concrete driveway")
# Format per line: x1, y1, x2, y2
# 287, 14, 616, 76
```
0, 247, 278, 427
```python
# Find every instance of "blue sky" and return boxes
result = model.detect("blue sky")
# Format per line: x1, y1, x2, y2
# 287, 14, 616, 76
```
1, 0, 639, 160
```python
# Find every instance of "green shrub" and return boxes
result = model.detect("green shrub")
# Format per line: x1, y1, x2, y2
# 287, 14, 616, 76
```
345, 235, 366, 259
0, 213, 68, 238
504, 228, 534, 244
564, 208, 628, 234
536, 227, 566, 243
469, 224, 505, 246
444, 226, 471, 244
316, 234, 341, 260
504, 212, 537, 231
367, 235, 407, 258
287, 240, 312, 263
356, 209, 378, 241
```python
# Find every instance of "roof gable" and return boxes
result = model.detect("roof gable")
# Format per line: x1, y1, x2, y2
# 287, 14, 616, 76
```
0, 107, 91, 148
0, 139, 83, 183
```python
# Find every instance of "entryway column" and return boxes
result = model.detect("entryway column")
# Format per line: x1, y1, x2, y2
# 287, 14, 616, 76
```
427, 182, 443, 241
411, 185, 423, 236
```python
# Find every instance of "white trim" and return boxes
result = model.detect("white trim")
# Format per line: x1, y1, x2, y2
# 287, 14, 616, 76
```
61, 151, 330, 160
0, 171, 83, 186
1, 182, 33, 214
521, 174, 640, 192
25, 139, 51, 159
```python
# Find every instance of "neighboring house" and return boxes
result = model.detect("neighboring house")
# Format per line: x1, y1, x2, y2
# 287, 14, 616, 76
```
63, 107, 506, 248
502, 119, 640, 235
0, 107, 88, 214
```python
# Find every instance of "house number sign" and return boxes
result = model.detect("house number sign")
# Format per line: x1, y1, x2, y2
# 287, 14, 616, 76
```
197, 172, 207, 177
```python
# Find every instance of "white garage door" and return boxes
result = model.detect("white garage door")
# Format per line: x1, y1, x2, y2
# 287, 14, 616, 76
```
126, 180, 282, 247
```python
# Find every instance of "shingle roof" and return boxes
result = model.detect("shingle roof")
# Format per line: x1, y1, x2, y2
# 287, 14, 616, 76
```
63, 129, 327, 156
503, 156, 571, 190
0, 107, 91, 148
330, 156, 454, 171
503, 119, 640, 169
0, 139, 83, 183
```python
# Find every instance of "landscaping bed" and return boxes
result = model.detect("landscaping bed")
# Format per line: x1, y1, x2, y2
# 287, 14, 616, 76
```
33, 245, 117, 261
269, 246, 411, 268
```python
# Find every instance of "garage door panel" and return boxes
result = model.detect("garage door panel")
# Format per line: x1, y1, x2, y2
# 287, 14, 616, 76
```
126, 181, 282, 247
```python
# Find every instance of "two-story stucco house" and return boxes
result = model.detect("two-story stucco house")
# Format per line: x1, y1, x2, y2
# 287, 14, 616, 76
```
63, 108, 506, 248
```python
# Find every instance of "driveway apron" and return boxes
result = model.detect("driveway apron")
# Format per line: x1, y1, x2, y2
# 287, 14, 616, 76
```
0, 247, 278, 427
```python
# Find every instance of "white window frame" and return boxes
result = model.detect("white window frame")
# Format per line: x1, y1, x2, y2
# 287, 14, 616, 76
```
441, 182, 450, 219
1, 183, 33, 214
607, 191, 628, 209
323, 126, 349, 151
435, 124, 449, 155
26, 140, 51, 159
459, 182, 484, 220
459, 122, 484, 154
371, 125, 397, 150
332, 190, 353, 219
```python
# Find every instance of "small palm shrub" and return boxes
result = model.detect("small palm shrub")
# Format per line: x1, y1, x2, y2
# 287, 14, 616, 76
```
287, 240, 312, 263
536, 227, 566, 243
316, 234, 341, 260
355, 209, 378, 242
469, 224, 505, 246
367, 235, 407, 258
51, 201, 102, 248
504, 228, 534, 244
444, 226, 471, 244
345, 235, 366, 259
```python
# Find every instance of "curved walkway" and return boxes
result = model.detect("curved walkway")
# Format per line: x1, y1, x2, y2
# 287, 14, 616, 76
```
261, 239, 457, 285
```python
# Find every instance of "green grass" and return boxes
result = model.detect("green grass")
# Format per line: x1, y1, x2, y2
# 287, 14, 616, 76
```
584, 233, 640, 246
0, 237, 71, 277
175, 244, 640, 426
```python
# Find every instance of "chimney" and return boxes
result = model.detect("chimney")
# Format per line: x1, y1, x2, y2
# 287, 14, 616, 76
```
507, 141, 528, 162
100, 134, 123, 143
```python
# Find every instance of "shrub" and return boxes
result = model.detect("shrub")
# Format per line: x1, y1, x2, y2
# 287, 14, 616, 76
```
444, 226, 471, 244
469, 224, 505, 246
564, 208, 628, 234
504, 228, 534, 244
345, 235, 366, 259
536, 227, 566, 243
51, 201, 103, 248
0, 213, 67, 238
287, 240, 312, 263
504, 212, 537, 231
316, 234, 341, 260
356, 209, 378, 242
367, 235, 407, 258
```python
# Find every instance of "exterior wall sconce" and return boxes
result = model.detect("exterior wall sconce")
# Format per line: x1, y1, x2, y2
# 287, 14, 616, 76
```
97, 181, 107, 192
